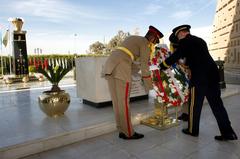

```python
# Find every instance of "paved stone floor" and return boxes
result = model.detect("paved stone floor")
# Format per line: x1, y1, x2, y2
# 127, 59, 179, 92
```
23, 94, 240, 159
0, 78, 239, 159
23, 95, 240, 159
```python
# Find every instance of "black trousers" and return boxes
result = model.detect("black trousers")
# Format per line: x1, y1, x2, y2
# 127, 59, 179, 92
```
188, 84, 234, 135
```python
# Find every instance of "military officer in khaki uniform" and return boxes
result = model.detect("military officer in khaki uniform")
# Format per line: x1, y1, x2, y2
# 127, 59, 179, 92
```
102, 26, 163, 140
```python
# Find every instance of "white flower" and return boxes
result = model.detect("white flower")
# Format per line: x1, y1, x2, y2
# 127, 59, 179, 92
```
159, 92, 164, 96
171, 87, 176, 93
179, 84, 183, 90
157, 97, 163, 103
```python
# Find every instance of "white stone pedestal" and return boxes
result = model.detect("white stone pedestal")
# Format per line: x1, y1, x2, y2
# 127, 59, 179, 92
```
75, 56, 148, 107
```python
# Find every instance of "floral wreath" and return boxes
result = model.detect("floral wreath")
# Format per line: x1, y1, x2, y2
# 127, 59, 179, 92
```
149, 44, 189, 107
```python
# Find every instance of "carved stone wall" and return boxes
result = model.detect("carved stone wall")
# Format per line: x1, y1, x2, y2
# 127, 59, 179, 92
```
209, 0, 240, 71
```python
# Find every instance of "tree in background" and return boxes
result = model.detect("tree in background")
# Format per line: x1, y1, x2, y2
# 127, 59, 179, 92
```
106, 30, 130, 54
88, 30, 130, 55
89, 41, 105, 55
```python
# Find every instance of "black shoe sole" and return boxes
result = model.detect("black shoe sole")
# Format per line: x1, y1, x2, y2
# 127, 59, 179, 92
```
182, 129, 198, 137
119, 132, 144, 140
215, 135, 238, 141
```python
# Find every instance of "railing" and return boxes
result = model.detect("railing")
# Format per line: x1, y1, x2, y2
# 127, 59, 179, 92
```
0, 54, 108, 76
0, 54, 77, 75
0, 56, 12, 75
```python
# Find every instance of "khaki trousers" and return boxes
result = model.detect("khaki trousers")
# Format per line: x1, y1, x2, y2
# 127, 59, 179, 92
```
107, 76, 134, 137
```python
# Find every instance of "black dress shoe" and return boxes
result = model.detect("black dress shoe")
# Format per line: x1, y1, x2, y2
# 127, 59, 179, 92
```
215, 133, 238, 141
178, 113, 188, 121
182, 128, 198, 137
119, 132, 144, 140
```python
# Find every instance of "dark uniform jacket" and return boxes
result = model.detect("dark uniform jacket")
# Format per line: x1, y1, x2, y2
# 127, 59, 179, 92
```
160, 34, 219, 86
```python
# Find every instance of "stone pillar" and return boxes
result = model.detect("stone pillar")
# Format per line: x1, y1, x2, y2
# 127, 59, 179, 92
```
11, 18, 29, 76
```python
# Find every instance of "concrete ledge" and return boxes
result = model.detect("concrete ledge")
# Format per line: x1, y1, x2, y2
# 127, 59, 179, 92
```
0, 122, 116, 159
0, 112, 151, 159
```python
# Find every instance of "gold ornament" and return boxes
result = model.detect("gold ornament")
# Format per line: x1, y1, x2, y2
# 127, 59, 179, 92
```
141, 99, 179, 130
12, 18, 24, 31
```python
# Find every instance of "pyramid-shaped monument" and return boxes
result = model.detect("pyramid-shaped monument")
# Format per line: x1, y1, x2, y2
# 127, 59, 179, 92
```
209, 0, 240, 71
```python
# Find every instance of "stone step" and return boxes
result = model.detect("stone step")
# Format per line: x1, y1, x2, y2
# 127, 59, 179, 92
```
0, 111, 153, 159
0, 88, 239, 159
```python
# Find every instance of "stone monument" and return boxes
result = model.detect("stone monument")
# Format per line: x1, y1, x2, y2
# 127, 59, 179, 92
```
11, 18, 29, 76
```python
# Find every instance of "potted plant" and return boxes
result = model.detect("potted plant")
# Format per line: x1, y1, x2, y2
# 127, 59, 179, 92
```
37, 61, 73, 117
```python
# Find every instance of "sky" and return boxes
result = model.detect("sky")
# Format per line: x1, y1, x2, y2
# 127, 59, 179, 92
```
0, 0, 217, 55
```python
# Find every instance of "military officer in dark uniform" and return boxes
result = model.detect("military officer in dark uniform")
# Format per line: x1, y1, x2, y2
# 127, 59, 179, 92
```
169, 33, 189, 122
159, 24, 237, 141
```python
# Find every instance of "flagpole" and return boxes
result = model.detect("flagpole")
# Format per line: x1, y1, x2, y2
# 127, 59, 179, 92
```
0, 29, 3, 77
7, 18, 12, 75
9, 27, 12, 75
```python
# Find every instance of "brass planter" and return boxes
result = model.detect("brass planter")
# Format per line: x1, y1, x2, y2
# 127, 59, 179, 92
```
38, 90, 70, 117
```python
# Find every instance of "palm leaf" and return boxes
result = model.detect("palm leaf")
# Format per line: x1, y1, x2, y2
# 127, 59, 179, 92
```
58, 67, 72, 82
55, 66, 63, 83
48, 65, 55, 84
36, 59, 73, 87
37, 66, 52, 83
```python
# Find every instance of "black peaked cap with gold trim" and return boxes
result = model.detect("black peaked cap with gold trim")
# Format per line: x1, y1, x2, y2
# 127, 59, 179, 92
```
172, 24, 191, 36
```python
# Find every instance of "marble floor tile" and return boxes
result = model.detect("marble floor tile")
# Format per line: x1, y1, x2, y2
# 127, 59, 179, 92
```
136, 145, 187, 159
185, 147, 239, 159
0, 82, 239, 159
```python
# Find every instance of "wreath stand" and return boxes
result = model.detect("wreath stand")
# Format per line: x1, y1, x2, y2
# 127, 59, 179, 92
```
141, 44, 188, 130
141, 99, 179, 130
